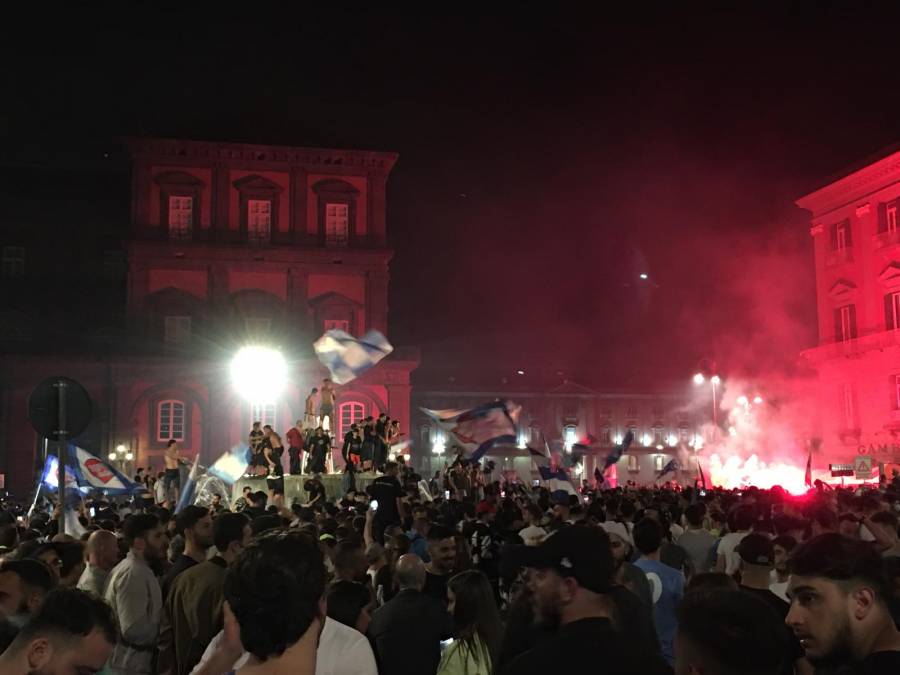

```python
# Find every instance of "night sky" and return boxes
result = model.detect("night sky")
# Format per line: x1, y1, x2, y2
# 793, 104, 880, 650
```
6, 4, 900, 389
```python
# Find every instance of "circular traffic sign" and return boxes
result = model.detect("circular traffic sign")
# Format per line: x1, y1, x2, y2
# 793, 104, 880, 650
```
28, 377, 92, 440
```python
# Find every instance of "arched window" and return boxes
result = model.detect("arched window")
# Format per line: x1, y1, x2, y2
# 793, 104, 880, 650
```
251, 403, 276, 429
338, 401, 366, 439
157, 400, 185, 442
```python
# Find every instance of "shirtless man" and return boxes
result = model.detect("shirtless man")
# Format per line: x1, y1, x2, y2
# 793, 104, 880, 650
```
304, 387, 319, 430
163, 439, 181, 504
319, 379, 336, 432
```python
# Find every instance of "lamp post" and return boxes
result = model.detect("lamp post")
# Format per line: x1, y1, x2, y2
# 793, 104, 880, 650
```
693, 373, 721, 430
109, 444, 133, 474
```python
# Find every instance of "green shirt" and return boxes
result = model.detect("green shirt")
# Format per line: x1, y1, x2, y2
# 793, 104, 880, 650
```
437, 634, 492, 675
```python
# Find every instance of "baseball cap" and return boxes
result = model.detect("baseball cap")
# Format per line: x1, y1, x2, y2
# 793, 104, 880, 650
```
737, 533, 774, 566
506, 525, 614, 593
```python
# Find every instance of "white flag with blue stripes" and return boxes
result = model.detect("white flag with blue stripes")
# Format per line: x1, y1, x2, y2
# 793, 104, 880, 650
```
314, 329, 394, 385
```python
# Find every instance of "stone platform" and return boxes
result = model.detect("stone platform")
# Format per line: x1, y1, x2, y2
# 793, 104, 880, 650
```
233, 472, 378, 504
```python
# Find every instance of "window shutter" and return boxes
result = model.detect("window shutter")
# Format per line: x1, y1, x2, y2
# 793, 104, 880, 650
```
844, 220, 853, 247
886, 294, 896, 330
878, 203, 887, 233
830, 223, 838, 250
849, 304, 858, 339
834, 307, 843, 340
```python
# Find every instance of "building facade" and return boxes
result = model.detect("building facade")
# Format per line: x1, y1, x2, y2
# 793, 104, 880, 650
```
797, 147, 900, 472
0, 138, 418, 494
412, 380, 703, 485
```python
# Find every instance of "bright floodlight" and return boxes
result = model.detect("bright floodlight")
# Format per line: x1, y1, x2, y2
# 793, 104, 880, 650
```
639, 273, 649, 280
753, 395, 763, 405
737, 395, 749, 407
125, 452, 134, 461
108, 452, 117, 461
710, 375, 721, 385
693, 373, 705, 385
667, 434, 677, 447
231, 346, 287, 403
116, 444, 126, 454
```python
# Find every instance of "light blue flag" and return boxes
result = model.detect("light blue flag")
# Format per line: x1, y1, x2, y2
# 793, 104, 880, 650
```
314, 329, 393, 385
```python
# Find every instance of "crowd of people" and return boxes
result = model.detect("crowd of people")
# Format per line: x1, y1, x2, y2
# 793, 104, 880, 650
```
1, 455, 900, 674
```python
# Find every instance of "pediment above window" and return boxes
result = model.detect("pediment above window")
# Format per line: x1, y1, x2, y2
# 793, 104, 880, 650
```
154, 171, 205, 187
828, 279, 858, 301
878, 262, 900, 289
232, 174, 283, 193
308, 291, 364, 310
311, 179, 359, 195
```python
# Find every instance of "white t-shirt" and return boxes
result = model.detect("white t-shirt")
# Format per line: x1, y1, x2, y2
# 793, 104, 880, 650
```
769, 573, 790, 603
191, 616, 377, 675
669, 523, 684, 539
717, 531, 748, 575
519, 525, 547, 546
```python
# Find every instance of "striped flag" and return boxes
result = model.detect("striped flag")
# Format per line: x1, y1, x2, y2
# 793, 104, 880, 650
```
175, 456, 201, 513
657, 458, 679, 479
698, 459, 707, 491
604, 430, 634, 469
314, 329, 393, 385
422, 400, 520, 463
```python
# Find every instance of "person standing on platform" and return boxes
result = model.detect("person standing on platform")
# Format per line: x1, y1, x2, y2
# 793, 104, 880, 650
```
319, 378, 336, 431
371, 462, 405, 545
247, 422, 264, 478
163, 440, 182, 505
304, 387, 319, 429
286, 419, 305, 475
307, 427, 330, 475
261, 425, 285, 502
341, 424, 358, 464
374, 414, 389, 472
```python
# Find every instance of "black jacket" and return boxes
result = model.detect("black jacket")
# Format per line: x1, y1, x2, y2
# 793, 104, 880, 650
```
367, 588, 454, 675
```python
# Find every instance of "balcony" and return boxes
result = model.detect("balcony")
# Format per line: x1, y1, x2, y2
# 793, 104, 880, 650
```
802, 328, 900, 364
825, 246, 854, 268
873, 229, 900, 252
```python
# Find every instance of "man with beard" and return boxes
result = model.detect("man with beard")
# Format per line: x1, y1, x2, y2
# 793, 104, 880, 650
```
0, 587, 117, 675
786, 533, 900, 673
161, 505, 214, 597
0, 558, 55, 619
601, 521, 652, 608
422, 524, 456, 607
104, 513, 167, 675
499, 526, 668, 675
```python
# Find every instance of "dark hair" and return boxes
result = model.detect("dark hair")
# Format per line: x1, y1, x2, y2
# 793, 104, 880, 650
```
447, 570, 501, 671
0, 524, 18, 549
684, 504, 705, 528
633, 518, 663, 555
167, 439, 178, 447
123, 514, 160, 548
427, 524, 455, 542
56, 541, 85, 580
686, 572, 739, 594
251, 515, 283, 537
809, 506, 837, 531
326, 581, 371, 629
225, 531, 326, 660
213, 513, 250, 552
175, 505, 209, 536
333, 541, 364, 579
772, 535, 798, 553
732, 505, 756, 531
0, 558, 56, 595
789, 533, 890, 602
384, 461, 398, 474
13, 587, 117, 647
677, 590, 788, 675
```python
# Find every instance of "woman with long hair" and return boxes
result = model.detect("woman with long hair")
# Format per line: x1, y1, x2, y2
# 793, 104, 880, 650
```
438, 569, 501, 675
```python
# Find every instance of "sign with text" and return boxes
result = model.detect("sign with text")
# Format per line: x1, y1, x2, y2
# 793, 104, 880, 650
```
854, 455, 874, 479
830, 463, 854, 477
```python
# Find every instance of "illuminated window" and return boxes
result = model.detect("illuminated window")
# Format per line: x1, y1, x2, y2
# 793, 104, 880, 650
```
158, 400, 185, 442
626, 455, 639, 472
888, 201, 898, 235
164, 316, 191, 343
1, 246, 24, 278
601, 426, 612, 445
831, 220, 852, 252
338, 401, 366, 439
251, 403, 276, 429
652, 426, 665, 445
325, 203, 350, 247
834, 304, 857, 342
885, 292, 900, 330
654, 455, 665, 472
167, 196, 193, 240
248, 199, 272, 243
678, 424, 690, 441
324, 319, 350, 333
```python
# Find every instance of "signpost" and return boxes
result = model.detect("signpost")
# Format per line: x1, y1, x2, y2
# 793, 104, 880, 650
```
854, 455, 874, 480
28, 377, 92, 535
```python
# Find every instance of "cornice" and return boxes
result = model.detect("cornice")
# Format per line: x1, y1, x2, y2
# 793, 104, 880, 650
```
796, 150, 900, 216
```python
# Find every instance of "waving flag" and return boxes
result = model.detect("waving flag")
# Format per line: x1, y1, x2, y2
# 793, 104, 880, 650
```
538, 465, 580, 497
657, 458, 679, 479
208, 444, 251, 485
175, 456, 201, 513
604, 430, 634, 469
804, 450, 812, 488
42, 446, 143, 495
314, 329, 393, 385
422, 400, 520, 462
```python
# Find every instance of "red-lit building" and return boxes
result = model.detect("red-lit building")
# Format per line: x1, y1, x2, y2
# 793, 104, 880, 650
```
0, 138, 418, 494
798, 147, 900, 472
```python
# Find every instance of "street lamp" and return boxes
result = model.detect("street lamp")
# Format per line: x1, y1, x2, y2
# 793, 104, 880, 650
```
693, 373, 720, 428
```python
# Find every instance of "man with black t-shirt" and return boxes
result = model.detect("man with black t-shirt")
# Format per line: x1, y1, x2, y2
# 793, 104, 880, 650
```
306, 427, 330, 475
370, 462, 404, 544
422, 524, 456, 607
499, 526, 668, 675
787, 534, 900, 674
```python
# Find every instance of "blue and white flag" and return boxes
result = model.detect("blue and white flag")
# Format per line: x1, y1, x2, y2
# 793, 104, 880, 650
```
604, 429, 634, 469
175, 456, 201, 513
422, 400, 520, 463
42, 446, 143, 496
538, 465, 580, 498
657, 458, 679, 479
314, 329, 394, 385
208, 445, 251, 485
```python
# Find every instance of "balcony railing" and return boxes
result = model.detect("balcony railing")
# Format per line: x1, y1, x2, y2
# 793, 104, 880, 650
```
803, 328, 900, 363
873, 229, 900, 251
825, 246, 853, 267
